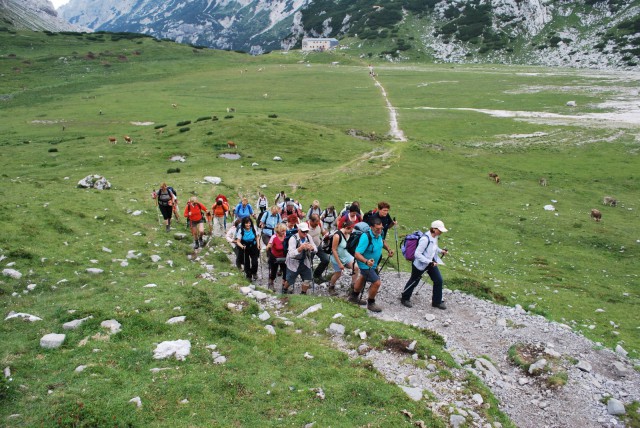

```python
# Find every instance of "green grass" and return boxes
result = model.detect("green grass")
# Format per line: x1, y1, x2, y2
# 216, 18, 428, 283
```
1, 29, 639, 425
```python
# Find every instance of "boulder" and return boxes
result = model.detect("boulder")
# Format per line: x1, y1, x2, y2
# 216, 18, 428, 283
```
86, 268, 103, 274
203, 176, 222, 185
2, 268, 22, 279
265, 325, 276, 335
77, 174, 111, 189
450, 415, 466, 428
166, 316, 186, 325
576, 360, 592, 373
5, 311, 42, 322
612, 361, 629, 377
607, 398, 626, 415
326, 323, 345, 336
101, 319, 122, 334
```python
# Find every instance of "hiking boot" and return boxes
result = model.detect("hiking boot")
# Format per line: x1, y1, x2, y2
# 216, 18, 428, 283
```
268, 280, 275, 291
199, 238, 205, 247
282, 286, 292, 294
432, 302, 447, 310
165, 224, 170, 232
367, 301, 383, 313
194, 240, 200, 249
401, 299, 413, 308
327, 286, 338, 296
348, 293, 366, 305
252, 274, 258, 282
300, 290, 307, 295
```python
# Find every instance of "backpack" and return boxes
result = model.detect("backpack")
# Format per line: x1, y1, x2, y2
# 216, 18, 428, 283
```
321, 230, 344, 253
157, 188, 172, 205
362, 209, 377, 225
401, 231, 428, 261
282, 228, 299, 254
168, 186, 177, 197
346, 222, 373, 256
239, 223, 258, 245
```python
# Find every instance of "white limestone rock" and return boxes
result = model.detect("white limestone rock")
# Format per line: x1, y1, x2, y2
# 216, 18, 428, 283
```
258, 311, 271, 321
86, 268, 103, 274
576, 360, 592, 372
40, 333, 66, 349
298, 303, 322, 318
101, 319, 122, 334
3, 269, 23, 279
529, 359, 547, 375
166, 316, 186, 325
5, 311, 42, 322
63, 316, 93, 330
399, 386, 423, 401
129, 396, 142, 408
607, 398, 626, 415
203, 176, 222, 185
265, 325, 276, 335
326, 323, 345, 336
153, 340, 191, 361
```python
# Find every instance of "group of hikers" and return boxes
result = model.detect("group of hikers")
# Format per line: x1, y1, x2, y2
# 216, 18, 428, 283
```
154, 185, 450, 313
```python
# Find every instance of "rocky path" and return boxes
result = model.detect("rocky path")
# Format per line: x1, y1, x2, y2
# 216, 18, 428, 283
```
215, 246, 639, 427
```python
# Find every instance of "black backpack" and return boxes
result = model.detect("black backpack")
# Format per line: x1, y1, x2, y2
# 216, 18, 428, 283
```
239, 223, 258, 245
346, 222, 373, 256
321, 230, 344, 253
362, 209, 377, 225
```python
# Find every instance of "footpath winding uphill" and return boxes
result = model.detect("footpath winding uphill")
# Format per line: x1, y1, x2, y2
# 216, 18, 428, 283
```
216, 243, 639, 427
369, 273, 640, 428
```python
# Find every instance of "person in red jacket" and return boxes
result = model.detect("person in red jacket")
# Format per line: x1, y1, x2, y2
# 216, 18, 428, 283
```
184, 196, 209, 249
210, 197, 229, 237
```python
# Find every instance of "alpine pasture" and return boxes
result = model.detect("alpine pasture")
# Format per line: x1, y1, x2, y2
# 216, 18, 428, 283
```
0, 30, 638, 426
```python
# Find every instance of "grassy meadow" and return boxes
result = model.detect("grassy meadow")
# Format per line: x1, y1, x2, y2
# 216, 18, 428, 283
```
0, 29, 639, 426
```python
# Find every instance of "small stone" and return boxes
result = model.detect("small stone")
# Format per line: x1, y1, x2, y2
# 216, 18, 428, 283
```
253, 291, 268, 301
615, 345, 628, 357
544, 348, 561, 358
101, 319, 122, 334
5, 311, 42, 322
40, 333, 66, 349
425, 314, 436, 322
612, 361, 629, 377
298, 303, 322, 318
518, 377, 529, 385
528, 359, 547, 375
496, 318, 507, 327
326, 323, 345, 335
166, 316, 186, 325
239, 286, 252, 295
63, 316, 93, 330
472, 393, 483, 405
304, 352, 314, 359
607, 398, 626, 415
86, 268, 103, 274
258, 311, 271, 321
75, 365, 87, 372
576, 360, 592, 373
332, 313, 343, 319
399, 386, 423, 401
265, 325, 276, 335
213, 355, 227, 364
406, 340, 417, 351
359, 331, 367, 340
129, 396, 142, 408
2, 268, 22, 279
450, 414, 466, 428
143, 283, 157, 288
150, 255, 161, 263
153, 340, 191, 361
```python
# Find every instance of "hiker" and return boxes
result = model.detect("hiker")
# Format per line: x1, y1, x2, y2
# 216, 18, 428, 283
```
226, 218, 243, 270
400, 220, 449, 309
306, 214, 330, 282
283, 222, 317, 295
234, 197, 255, 221
282, 198, 303, 219
210, 197, 229, 237
257, 193, 268, 216
266, 223, 288, 291
365, 201, 397, 263
321, 205, 338, 232
184, 196, 209, 249
216, 194, 229, 230
328, 221, 359, 296
340, 200, 361, 218
235, 216, 260, 281
274, 190, 287, 206
338, 204, 362, 229
285, 213, 299, 230
259, 205, 282, 246
307, 200, 322, 219
155, 182, 177, 232
349, 218, 388, 312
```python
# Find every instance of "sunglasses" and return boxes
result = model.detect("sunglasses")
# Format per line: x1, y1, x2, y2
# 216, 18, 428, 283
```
300, 230, 309, 234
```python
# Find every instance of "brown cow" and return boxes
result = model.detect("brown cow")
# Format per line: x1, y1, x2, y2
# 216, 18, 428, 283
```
488, 172, 498, 179
108, 137, 117, 144
591, 209, 602, 222
227, 140, 237, 149
494, 175, 501, 184
124, 135, 132, 144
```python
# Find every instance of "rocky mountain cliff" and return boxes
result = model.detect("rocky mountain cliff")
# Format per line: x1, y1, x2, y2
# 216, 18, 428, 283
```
0, 0, 81, 32
14, 0, 640, 68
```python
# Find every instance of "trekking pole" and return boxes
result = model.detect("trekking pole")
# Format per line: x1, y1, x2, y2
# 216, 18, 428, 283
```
376, 255, 390, 276
393, 217, 400, 278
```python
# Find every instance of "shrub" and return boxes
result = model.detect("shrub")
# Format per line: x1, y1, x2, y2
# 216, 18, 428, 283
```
212, 116, 218, 121
48, 148, 58, 153
224, 115, 234, 119
154, 124, 167, 129
196, 116, 212, 122
167, 168, 181, 174
176, 120, 191, 127
179, 127, 190, 133
268, 114, 278, 118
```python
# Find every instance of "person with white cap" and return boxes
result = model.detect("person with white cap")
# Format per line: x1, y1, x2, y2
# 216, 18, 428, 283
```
400, 220, 449, 309
283, 221, 317, 294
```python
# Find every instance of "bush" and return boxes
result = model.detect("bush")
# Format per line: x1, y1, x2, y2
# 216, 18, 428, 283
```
167, 168, 181, 174
176, 120, 192, 127
268, 114, 278, 118
154, 124, 167, 129
196, 116, 212, 122
179, 127, 190, 133
224, 115, 234, 119
48, 148, 58, 153
212, 116, 218, 121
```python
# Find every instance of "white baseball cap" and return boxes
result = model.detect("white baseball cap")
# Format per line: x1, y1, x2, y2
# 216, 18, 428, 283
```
298, 222, 310, 232
431, 220, 448, 232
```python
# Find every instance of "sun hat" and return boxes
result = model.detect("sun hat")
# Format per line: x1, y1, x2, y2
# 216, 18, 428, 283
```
298, 222, 310, 232
431, 220, 448, 232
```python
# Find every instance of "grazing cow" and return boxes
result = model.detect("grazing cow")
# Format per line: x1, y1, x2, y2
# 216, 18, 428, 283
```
227, 140, 237, 149
124, 135, 132, 144
539, 177, 548, 186
171, 103, 178, 109
263, 93, 268, 98
226, 107, 236, 113
108, 136, 117, 144
488, 172, 498, 179
591, 209, 602, 222
494, 175, 501, 184
603, 196, 617, 207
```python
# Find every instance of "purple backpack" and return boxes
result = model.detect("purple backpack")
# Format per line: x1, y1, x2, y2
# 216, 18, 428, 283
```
401, 231, 426, 261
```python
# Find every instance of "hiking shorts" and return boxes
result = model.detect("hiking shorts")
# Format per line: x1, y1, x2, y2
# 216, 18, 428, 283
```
286, 263, 312, 285
188, 218, 205, 228
360, 268, 379, 284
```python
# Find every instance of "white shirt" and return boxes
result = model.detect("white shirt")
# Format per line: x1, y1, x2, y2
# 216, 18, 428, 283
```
413, 233, 444, 271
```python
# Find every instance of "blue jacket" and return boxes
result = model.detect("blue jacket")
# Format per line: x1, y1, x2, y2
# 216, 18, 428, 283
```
235, 203, 254, 218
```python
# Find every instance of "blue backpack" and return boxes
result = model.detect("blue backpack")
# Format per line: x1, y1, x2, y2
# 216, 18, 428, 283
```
346, 222, 373, 256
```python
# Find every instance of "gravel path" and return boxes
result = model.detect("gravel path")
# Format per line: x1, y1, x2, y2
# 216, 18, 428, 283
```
217, 246, 639, 427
